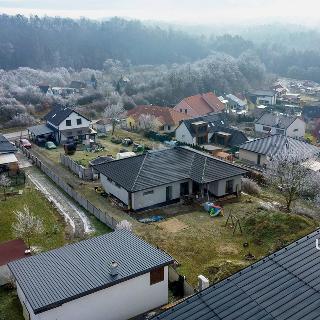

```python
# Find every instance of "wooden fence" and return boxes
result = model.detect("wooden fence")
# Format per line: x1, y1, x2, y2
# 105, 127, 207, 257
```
60, 154, 96, 181
20, 146, 117, 229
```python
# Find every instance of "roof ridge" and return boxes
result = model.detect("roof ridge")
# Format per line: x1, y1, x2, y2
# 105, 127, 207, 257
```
131, 153, 149, 191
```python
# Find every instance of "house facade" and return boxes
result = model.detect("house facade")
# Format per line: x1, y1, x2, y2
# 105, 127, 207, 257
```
239, 134, 320, 167
255, 113, 306, 138
175, 114, 248, 148
249, 90, 277, 105
126, 105, 190, 133
226, 94, 247, 113
9, 231, 173, 320
0, 135, 18, 173
173, 92, 225, 117
28, 106, 96, 145
94, 146, 247, 211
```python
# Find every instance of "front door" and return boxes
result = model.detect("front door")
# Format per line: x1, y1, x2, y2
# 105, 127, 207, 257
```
180, 182, 189, 196
225, 180, 234, 194
166, 186, 172, 201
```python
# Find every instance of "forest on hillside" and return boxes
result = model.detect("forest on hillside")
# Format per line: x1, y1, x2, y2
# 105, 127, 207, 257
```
1, 15, 320, 82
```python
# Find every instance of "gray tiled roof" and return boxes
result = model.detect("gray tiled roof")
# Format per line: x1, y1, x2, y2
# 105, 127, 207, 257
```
239, 134, 320, 157
256, 113, 298, 129
94, 146, 247, 192
226, 94, 247, 107
154, 229, 320, 320
8, 230, 173, 314
0, 135, 16, 153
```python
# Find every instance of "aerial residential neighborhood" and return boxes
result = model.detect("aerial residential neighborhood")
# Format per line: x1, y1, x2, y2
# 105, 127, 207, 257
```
1, 2, 320, 320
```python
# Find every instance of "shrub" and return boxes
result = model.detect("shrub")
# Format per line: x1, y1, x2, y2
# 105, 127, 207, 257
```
241, 177, 261, 195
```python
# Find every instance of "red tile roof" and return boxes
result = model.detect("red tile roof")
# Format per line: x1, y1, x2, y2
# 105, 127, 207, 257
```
127, 105, 191, 125
0, 239, 28, 266
174, 92, 225, 116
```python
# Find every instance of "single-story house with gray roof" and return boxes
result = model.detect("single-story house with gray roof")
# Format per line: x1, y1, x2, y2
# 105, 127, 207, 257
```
255, 112, 306, 138
239, 134, 320, 166
94, 146, 247, 211
9, 230, 174, 320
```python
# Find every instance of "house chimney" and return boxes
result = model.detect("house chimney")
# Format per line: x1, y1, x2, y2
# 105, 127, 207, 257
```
198, 275, 209, 291
110, 261, 119, 276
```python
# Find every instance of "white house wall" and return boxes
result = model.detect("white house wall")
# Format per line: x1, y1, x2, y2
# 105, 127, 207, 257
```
16, 267, 169, 320
175, 123, 195, 144
100, 175, 129, 205
239, 149, 267, 165
58, 112, 91, 131
132, 180, 191, 210
208, 176, 241, 197
286, 118, 306, 138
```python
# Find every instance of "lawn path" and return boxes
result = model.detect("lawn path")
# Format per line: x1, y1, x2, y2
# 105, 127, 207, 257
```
23, 165, 93, 235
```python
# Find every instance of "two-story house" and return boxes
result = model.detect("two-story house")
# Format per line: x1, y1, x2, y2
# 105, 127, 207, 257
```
28, 106, 96, 145
254, 113, 306, 138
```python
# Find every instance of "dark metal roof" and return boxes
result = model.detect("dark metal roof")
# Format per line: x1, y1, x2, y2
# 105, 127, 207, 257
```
239, 134, 320, 157
89, 156, 114, 166
8, 230, 173, 314
210, 126, 248, 147
256, 113, 298, 129
27, 124, 54, 136
94, 146, 247, 192
44, 105, 90, 126
154, 229, 320, 320
178, 114, 227, 138
0, 135, 16, 153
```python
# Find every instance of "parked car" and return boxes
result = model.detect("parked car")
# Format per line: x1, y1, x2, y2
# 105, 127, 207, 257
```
20, 138, 32, 148
45, 141, 57, 149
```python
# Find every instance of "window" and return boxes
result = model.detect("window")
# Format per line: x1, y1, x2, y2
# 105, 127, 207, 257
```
77, 118, 82, 125
262, 126, 271, 132
167, 125, 171, 131
276, 128, 284, 134
293, 128, 298, 132
150, 267, 164, 285
180, 108, 182, 113
66, 120, 71, 126
184, 109, 187, 114
143, 190, 154, 196
77, 130, 83, 134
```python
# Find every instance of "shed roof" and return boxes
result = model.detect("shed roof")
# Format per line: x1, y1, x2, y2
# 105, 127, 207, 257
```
0, 135, 16, 153
239, 134, 320, 157
94, 146, 247, 192
0, 153, 18, 165
154, 229, 320, 320
8, 230, 173, 314
27, 124, 54, 136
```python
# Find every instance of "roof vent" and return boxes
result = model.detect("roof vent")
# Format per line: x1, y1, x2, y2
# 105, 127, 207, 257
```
110, 261, 119, 276
198, 275, 209, 291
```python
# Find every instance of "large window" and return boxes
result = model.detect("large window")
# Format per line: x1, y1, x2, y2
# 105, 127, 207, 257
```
77, 118, 82, 125
66, 120, 71, 126
150, 267, 164, 285
262, 126, 271, 132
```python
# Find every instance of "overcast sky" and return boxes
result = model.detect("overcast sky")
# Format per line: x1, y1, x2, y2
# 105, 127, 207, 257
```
0, 0, 319, 26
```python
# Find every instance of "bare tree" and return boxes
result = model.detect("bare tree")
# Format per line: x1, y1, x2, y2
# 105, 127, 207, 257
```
12, 205, 44, 249
0, 174, 11, 200
264, 149, 319, 212
116, 220, 133, 232
104, 102, 126, 135
138, 114, 160, 131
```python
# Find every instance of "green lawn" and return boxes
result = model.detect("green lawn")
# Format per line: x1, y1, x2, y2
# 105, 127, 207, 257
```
134, 193, 318, 286
0, 287, 23, 320
35, 128, 158, 167
0, 186, 66, 251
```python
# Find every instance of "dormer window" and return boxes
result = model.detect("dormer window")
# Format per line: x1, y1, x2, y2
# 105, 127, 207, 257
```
77, 118, 82, 125
66, 120, 71, 126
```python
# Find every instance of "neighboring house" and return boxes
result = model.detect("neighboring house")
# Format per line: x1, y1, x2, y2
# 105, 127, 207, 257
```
173, 92, 225, 117
239, 134, 320, 167
154, 229, 320, 320
0, 134, 18, 173
8, 231, 174, 320
272, 83, 288, 97
28, 106, 96, 145
126, 105, 190, 132
226, 94, 247, 113
175, 114, 248, 148
248, 90, 277, 105
255, 113, 306, 137
0, 239, 28, 286
94, 146, 247, 211
92, 119, 113, 133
